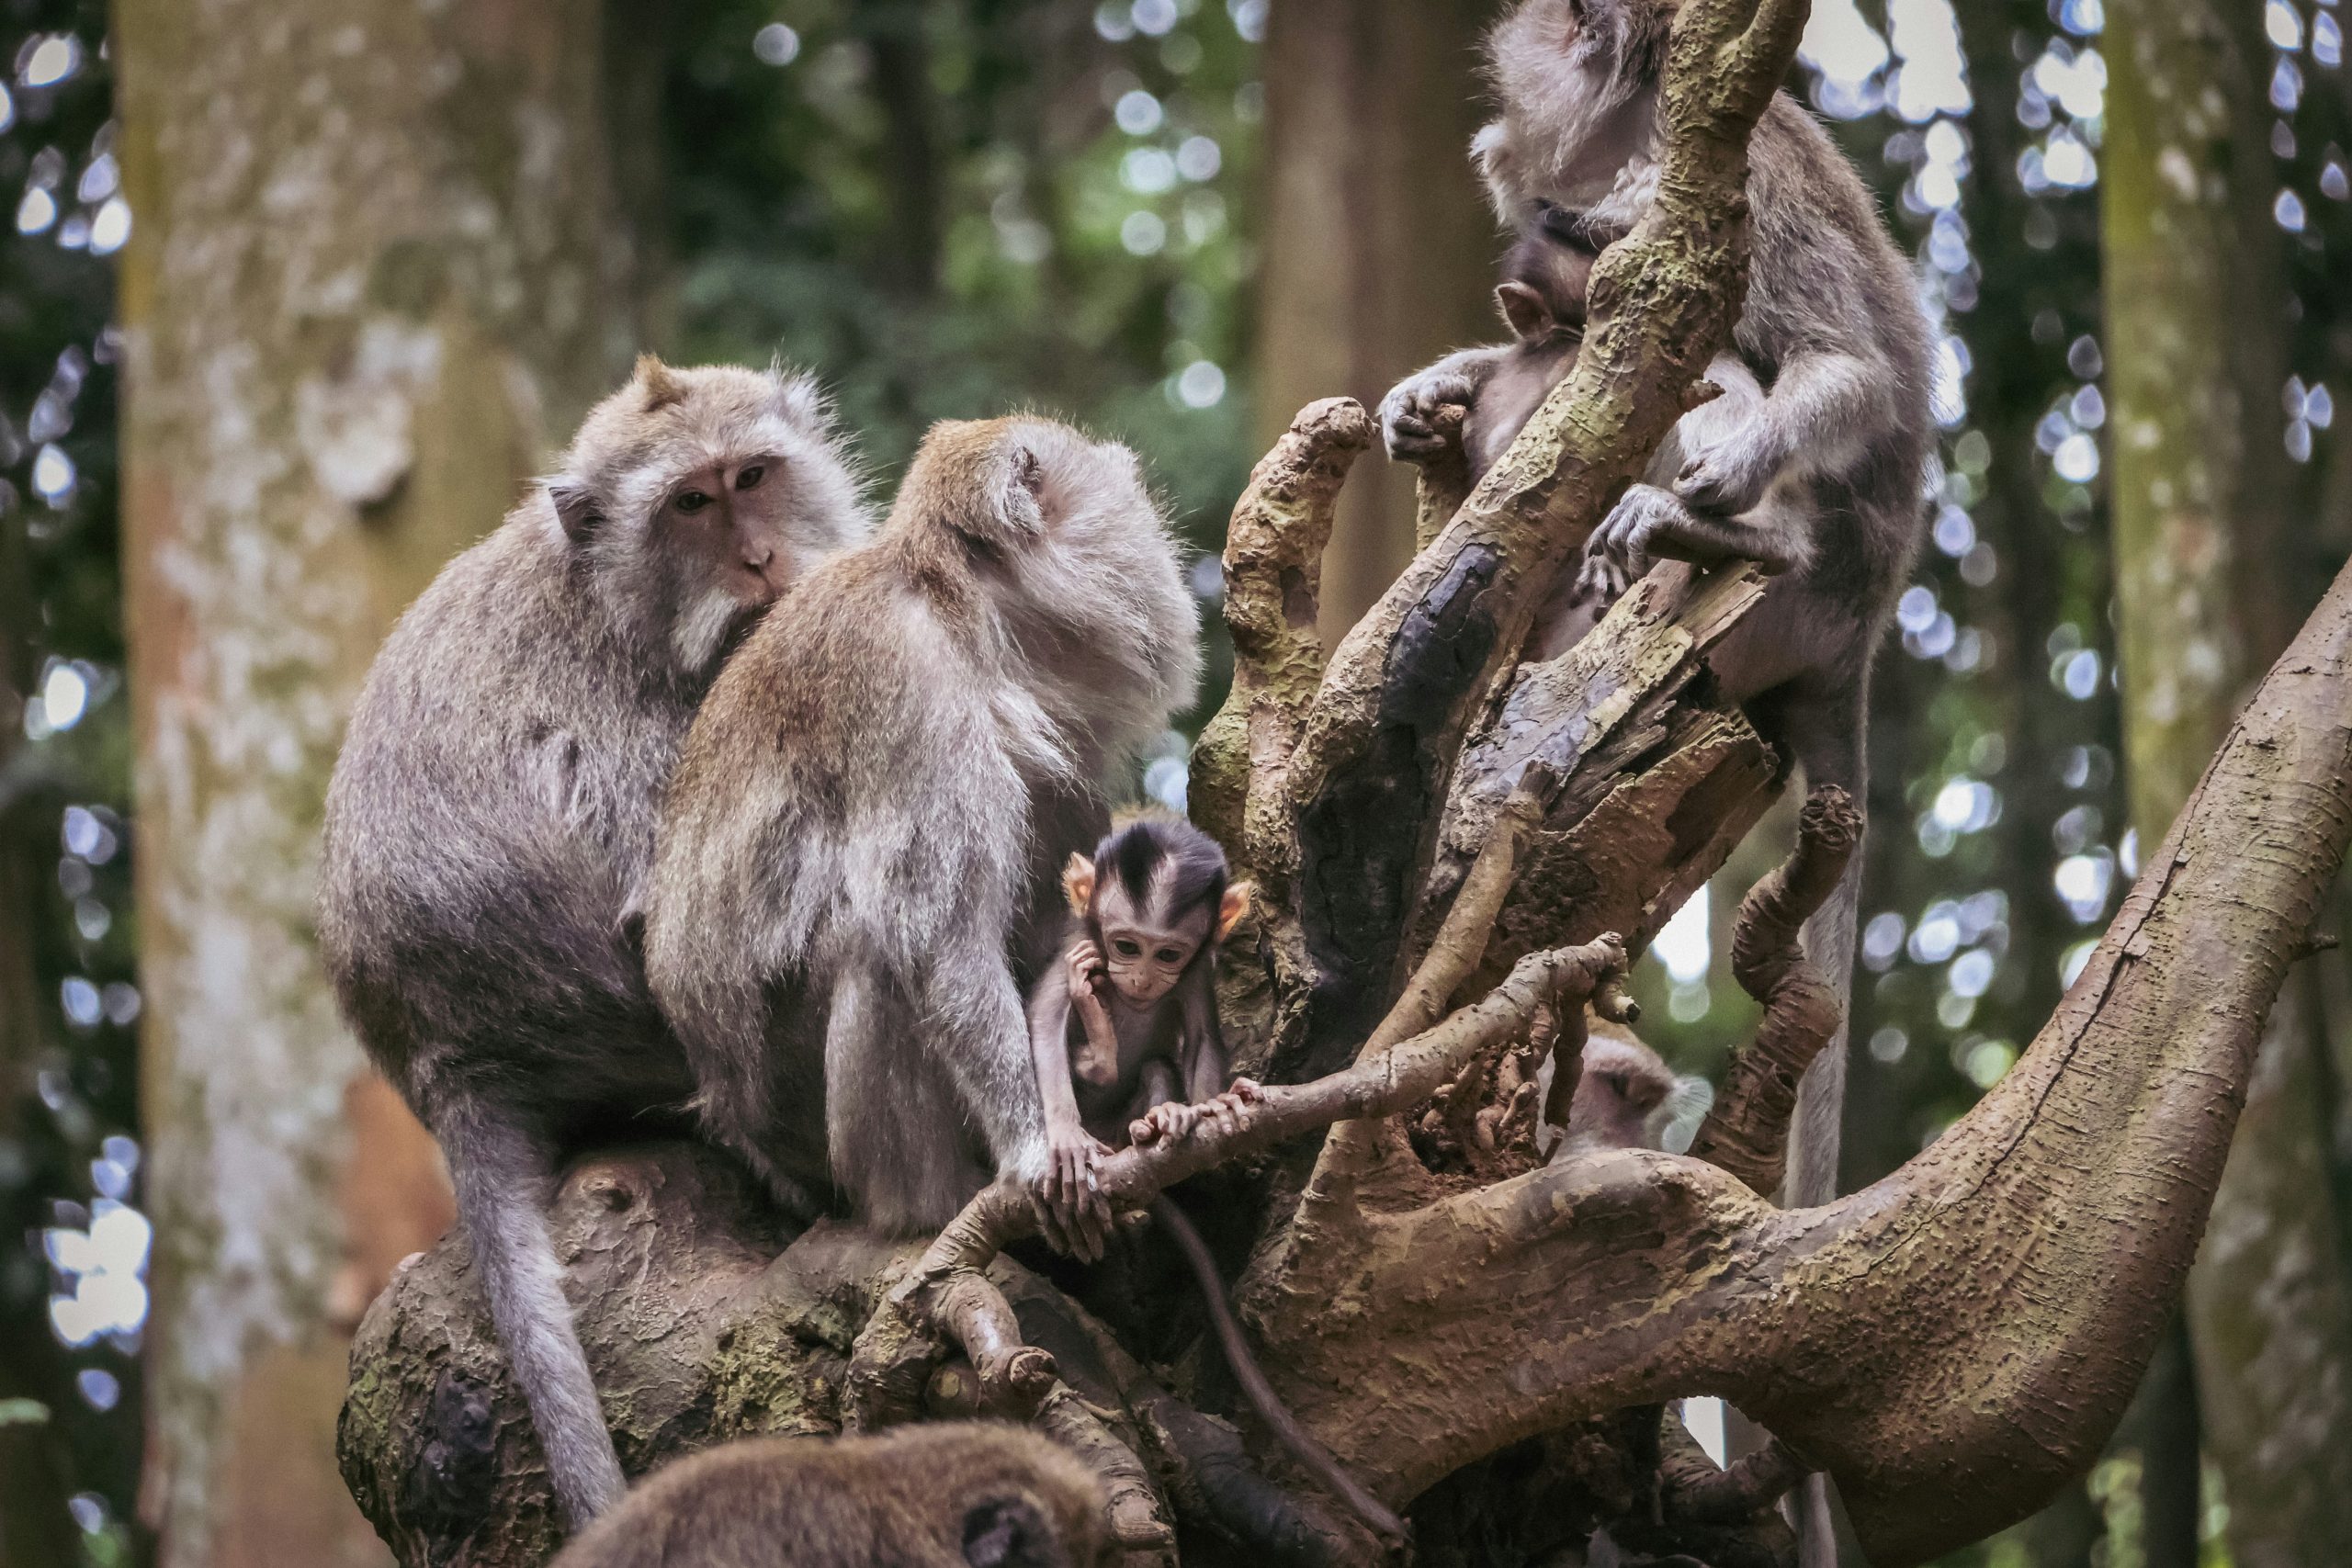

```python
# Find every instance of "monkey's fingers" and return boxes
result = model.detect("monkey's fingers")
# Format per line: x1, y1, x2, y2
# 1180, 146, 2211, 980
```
1228, 1077, 1264, 1102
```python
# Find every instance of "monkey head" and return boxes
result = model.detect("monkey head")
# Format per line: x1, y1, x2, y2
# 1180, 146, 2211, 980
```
544, 355, 868, 679
888, 416, 1203, 757
1061, 814, 1250, 1008
1558, 1026, 1680, 1155
1474, 0, 1675, 222
1496, 204, 1604, 342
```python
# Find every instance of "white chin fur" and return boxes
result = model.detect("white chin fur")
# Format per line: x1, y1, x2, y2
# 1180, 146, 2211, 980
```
673, 586, 752, 676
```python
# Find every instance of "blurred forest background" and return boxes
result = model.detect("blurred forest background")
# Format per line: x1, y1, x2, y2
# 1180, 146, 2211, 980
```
1, 0, 2349, 1564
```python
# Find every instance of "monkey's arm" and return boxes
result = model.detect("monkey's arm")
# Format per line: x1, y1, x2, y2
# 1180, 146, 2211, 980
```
1026, 981, 1114, 1261
1176, 966, 1230, 1106
1377, 346, 1511, 464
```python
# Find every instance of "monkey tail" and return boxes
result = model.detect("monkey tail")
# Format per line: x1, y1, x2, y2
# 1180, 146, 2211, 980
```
1151, 1196, 1408, 1548
435, 1098, 628, 1531
1780, 694, 1868, 1568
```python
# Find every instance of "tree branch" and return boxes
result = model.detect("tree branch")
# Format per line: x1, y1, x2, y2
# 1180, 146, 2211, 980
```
1686, 786, 1860, 1194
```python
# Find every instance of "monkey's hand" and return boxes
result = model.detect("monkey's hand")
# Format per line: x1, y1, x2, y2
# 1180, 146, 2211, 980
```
1130, 1099, 1201, 1147
1673, 424, 1787, 516
1066, 941, 1107, 1005
1199, 1077, 1263, 1139
1034, 1120, 1115, 1263
1377, 367, 1476, 465
1591, 484, 1685, 580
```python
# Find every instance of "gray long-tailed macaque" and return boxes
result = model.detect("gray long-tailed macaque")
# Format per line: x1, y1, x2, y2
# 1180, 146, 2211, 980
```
1384, 0, 1929, 1213
319, 357, 869, 1529
548, 1424, 1115, 1568
645, 416, 1200, 1239
1028, 810, 1258, 1260
1380, 6, 1933, 1559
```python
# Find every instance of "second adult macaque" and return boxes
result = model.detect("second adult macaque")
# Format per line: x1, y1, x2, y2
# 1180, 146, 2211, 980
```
1026, 811, 1257, 1258
646, 416, 1200, 1237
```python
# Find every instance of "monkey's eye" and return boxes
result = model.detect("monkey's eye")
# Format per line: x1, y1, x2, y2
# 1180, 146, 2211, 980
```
673, 490, 713, 514
1155, 948, 1183, 966
1112, 939, 1142, 959
735, 465, 765, 491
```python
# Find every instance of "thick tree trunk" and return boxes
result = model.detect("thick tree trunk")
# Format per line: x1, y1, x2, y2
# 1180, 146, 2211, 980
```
2102, 1, 2352, 1562
1255, 0, 1506, 643
113, 2, 631, 1562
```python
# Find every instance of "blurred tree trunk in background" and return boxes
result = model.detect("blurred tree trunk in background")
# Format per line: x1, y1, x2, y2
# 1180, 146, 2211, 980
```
1255, 0, 1504, 641
2104, 2, 2352, 1566
113, 1, 638, 1562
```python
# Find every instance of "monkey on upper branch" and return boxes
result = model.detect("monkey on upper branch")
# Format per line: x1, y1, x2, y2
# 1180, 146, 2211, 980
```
319, 357, 869, 1529
1382, 0, 1930, 1226
547, 1423, 1115, 1568
646, 416, 1201, 1240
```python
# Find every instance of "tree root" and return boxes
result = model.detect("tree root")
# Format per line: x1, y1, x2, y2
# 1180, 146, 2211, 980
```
1685, 787, 1860, 1195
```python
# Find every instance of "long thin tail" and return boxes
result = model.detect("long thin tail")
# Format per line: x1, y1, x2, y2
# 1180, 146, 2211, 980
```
1152, 1196, 1406, 1546
1780, 696, 1869, 1568
435, 1100, 626, 1530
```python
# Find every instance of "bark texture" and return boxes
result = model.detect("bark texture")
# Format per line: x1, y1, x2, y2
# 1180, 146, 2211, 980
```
113, 2, 631, 1562
336, 0, 2352, 1562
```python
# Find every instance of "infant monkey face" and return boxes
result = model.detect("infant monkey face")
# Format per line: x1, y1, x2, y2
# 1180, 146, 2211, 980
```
1095, 884, 1210, 1006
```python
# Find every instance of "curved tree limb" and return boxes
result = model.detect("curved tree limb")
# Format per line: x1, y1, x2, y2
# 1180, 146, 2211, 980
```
1232, 552, 2352, 1564
1687, 786, 1861, 1194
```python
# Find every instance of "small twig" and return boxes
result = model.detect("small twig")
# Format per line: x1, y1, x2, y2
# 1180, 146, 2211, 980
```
1686, 788, 1860, 1195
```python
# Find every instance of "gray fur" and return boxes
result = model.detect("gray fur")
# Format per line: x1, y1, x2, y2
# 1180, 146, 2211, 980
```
547, 1424, 1114, 1568
645, 417, 1200, 1237
318, 360, 868, 1529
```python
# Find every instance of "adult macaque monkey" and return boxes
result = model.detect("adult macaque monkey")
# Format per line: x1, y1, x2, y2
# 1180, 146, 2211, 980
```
319, 357, 869, 1529
1385, 0, 1930, 1219
646, 416, 1200, 1238
1028, 811, 1258, 1258
548, 1424, 1116, 1568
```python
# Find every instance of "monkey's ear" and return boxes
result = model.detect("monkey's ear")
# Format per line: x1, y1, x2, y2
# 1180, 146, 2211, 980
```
986, 441, 1048, 539
634, 353, 686, 411
1216, 880, 1254, 942
1496, 281, 1555, 341
547, 478, 600, 543
1062, 853, 1096, 915
961, 1495, 1058, 1568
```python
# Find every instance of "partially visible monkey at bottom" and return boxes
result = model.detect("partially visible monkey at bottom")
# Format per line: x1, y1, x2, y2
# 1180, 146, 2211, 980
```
547, 1425, 1115, 1568
319, 356, 868, 1529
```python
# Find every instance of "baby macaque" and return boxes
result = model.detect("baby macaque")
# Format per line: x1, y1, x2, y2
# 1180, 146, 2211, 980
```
646, 417, 1200, 1239
320, 357, 868, 1528
1026, 811, 1257, 1258
548, 1424, 1114, 1568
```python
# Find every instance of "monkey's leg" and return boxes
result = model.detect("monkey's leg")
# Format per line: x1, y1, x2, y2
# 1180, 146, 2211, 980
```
432, 1094, 627, 1529
1676, 351, 1884, 513
1594, 485, 1810, 578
